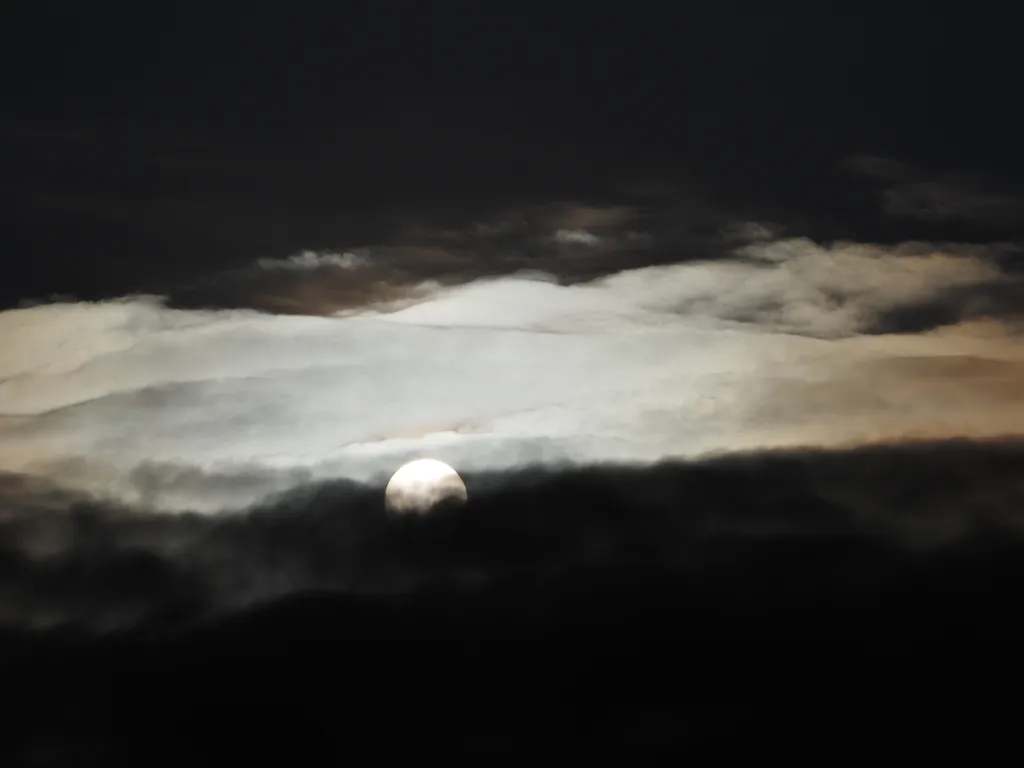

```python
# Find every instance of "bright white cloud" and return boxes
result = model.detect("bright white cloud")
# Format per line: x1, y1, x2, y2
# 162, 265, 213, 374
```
1, 237, 1022, 514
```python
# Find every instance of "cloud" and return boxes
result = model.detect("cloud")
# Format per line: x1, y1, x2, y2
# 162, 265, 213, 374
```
1, 230, 1023, 517
553, 229, 602, 246
844, 153, 1024, 228
4, 438, 1024, 633
255, 249, 371, 271
720, 221, 784, 243
882, 181, 1024, 225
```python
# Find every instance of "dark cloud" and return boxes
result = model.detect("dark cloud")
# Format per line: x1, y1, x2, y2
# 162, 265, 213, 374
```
160, 202, 672, 315
3, 439, 1024, 633
872, 272, 1024, 333
844, 153, 1024, 230
3, 440, 1024, 758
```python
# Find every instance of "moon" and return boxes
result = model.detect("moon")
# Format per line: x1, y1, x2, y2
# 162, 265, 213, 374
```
384, 458, 468, 516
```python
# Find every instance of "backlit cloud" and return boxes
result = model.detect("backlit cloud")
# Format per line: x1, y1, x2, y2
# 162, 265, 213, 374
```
1, 229, 1022, 516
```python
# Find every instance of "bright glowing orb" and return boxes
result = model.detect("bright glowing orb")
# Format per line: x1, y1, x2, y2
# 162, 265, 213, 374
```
384, 458, 468, 516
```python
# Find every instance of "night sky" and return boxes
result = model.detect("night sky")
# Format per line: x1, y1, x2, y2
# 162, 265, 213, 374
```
2, 1, 1024, 761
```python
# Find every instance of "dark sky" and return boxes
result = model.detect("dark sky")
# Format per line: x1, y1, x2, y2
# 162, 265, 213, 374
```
2, 3, 1020, 305
12, 10, 1022, 115
4, 3, 1020, 181
3, 5, 1017, 145
3, 5, 1024, 760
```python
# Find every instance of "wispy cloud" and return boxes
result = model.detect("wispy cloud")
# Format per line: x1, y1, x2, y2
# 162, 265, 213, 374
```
844, 153, 1024, 228
255, 250, 371, 271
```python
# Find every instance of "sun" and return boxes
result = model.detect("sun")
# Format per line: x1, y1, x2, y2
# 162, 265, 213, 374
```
384, 458, 468, 516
